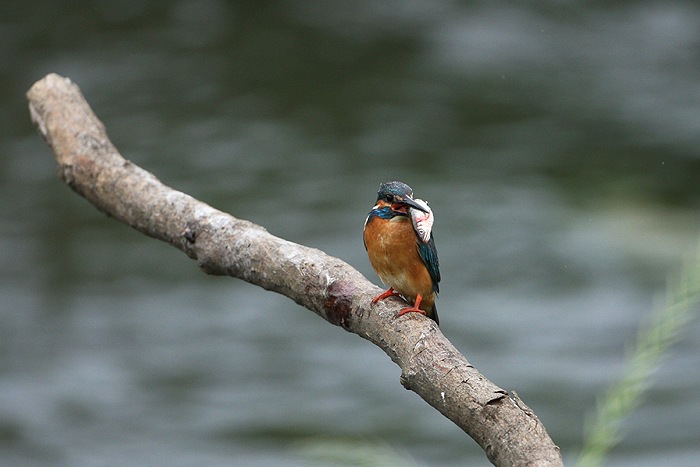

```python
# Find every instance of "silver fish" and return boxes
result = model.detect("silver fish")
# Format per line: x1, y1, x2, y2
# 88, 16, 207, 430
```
410, 198, 433, 243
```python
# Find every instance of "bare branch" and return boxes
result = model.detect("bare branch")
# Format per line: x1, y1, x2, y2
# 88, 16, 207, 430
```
27, 73, 562, 467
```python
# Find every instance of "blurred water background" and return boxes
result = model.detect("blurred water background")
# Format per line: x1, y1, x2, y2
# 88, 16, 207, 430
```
2, 1, 700, 465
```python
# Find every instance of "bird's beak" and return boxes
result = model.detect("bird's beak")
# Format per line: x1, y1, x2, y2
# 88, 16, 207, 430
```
400, 195, 429, 213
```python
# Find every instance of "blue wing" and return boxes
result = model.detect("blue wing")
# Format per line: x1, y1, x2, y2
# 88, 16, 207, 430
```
418, 234, 440, 293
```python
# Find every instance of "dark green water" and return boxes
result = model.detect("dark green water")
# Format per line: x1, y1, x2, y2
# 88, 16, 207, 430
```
2, 1, 700, 465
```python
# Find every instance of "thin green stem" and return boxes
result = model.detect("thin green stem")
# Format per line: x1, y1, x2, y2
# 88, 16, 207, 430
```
577, 246, 700, 467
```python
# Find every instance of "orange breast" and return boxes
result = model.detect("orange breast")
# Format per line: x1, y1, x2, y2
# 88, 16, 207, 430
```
364, 216, 435, 310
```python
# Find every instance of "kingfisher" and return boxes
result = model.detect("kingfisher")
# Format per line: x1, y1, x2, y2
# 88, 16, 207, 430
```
363, 181, 441, 325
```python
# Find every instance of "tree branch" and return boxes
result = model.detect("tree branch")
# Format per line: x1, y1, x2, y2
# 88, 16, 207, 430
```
27, 73, 562, 467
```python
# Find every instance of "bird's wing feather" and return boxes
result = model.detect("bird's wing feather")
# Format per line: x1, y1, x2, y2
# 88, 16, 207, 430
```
418, 235, 440, 293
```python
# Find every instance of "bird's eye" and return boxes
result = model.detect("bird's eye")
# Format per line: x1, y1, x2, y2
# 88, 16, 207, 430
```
385, 194, 394, 202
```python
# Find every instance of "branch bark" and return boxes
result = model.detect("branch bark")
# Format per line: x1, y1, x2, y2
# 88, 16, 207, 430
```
27, 73, 562, 467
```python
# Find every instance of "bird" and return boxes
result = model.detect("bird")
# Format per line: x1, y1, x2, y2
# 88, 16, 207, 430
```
363, 181, 441, 325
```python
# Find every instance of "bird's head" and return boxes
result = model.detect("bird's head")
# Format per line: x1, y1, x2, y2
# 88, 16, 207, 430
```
374, 181, 429, 214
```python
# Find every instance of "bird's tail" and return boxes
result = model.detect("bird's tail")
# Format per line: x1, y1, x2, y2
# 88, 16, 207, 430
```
429, 304, 439, 326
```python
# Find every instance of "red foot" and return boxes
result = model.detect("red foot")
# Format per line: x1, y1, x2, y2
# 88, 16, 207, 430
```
395, 294, 427, 319
372, 287, 402, 304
